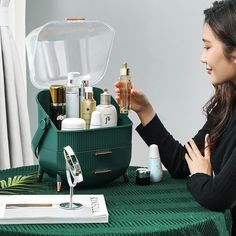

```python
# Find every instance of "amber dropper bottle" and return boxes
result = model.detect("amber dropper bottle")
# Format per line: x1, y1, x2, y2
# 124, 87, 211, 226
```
119, 62, 132, 114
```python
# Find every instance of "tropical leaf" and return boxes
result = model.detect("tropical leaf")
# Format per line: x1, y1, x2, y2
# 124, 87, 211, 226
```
0, 173, 39, 194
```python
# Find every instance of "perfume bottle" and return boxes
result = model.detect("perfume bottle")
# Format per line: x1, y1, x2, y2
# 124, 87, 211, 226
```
49, 85, 66, 130
80, 80, 89, 100
66, 72, 80, 118
148, 144, 163, 183
79, 80, 89, 117
119, 62, 132, 114
96, 88, 117, 127
81, 87, 96, 129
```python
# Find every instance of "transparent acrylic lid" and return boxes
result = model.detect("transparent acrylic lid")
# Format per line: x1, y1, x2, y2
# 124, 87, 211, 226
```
26, 20, 115, 89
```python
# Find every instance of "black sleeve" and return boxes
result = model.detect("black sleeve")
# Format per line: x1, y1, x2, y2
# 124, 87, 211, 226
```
136, 114, 236, 211
187, 147, 236, 211
136, 114, 209, 178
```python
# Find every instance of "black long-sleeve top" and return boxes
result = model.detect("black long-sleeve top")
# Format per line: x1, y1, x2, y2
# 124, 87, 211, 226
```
136, 107, 236, 232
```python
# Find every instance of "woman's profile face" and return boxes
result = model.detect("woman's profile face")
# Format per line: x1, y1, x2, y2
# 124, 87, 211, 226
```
200, 23, 236, 85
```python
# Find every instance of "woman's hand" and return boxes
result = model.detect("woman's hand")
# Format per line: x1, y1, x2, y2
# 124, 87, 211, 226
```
115, 81, 155, 126
185, 134, 212, 176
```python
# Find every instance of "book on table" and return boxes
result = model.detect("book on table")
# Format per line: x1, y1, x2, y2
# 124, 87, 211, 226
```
0, 194, 108, 224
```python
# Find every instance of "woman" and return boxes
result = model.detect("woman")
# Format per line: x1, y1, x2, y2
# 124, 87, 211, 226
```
115, 0, 236, 234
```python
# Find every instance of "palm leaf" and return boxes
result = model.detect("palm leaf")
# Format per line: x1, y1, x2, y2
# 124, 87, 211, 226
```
0, 173, 39, 194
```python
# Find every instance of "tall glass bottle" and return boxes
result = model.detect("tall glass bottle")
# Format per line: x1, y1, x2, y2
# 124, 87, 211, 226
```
81, 87, 96, 129
119, 62, 132, 114
79, 80, 89, 117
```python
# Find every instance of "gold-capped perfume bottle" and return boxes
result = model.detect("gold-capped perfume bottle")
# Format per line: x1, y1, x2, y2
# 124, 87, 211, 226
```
119, 62, 132, 114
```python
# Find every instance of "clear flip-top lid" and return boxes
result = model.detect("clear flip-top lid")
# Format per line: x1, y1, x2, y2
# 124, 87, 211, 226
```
26, 20, 115, 89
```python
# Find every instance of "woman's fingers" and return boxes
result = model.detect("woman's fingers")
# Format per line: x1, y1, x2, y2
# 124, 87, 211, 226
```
188, 139, 202, 156
114, 80, 121, 88
115, 81, 121, 102
185, 153, 192, 166
185, 142, 195, 159
115, 87, 120, 94
185, 139, 202, 160
185, 136, 211, 162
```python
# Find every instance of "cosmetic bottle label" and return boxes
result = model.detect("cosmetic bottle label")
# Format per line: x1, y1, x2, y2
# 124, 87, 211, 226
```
120, 79, 131, 114
50, 104, 66, 130
57, 114, 66, 121
81, 100, 96, 129
66, 93, 80, 118
96, 107, 117, 127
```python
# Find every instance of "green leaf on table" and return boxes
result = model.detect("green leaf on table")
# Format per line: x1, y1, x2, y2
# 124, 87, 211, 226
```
0, 173, 38, 194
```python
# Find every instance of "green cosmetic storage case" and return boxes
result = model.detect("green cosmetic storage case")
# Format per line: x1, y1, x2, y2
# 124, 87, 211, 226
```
26, 20, 133, 191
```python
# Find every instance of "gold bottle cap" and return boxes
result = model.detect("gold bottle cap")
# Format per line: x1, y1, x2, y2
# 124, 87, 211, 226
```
50, 85, 66, 104
120, 62, 130, 76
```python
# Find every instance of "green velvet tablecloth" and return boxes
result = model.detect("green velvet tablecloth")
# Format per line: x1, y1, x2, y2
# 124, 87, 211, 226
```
0, 165, 232, 236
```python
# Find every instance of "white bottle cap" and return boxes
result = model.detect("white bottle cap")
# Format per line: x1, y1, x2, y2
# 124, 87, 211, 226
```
67, 72, 80, 86
149, 144, 160, 159
61, 118, 86, 131
90, 111, 102, 129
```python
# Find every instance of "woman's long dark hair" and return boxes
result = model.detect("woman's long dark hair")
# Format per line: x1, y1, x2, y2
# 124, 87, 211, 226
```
203, 0, 236, 150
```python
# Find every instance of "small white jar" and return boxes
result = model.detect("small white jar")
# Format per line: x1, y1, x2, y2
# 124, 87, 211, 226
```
61, 118, 86, 131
